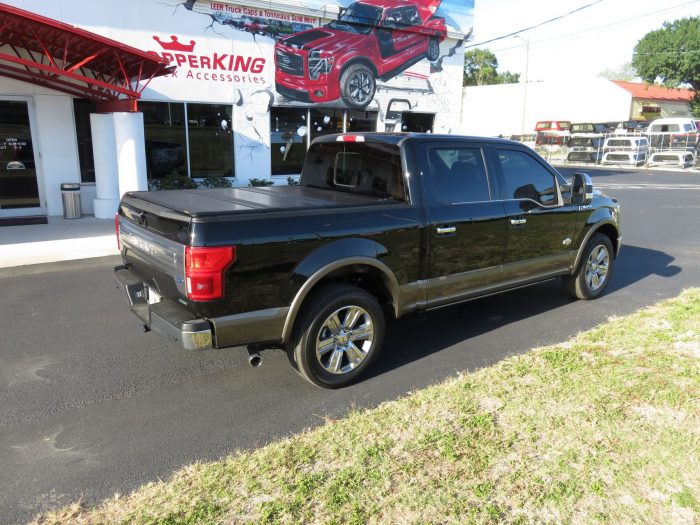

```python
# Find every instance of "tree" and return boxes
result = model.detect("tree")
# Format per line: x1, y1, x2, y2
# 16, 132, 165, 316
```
463, 49, 520, 86
598, 62, 637, 82
632, 16, 700, 115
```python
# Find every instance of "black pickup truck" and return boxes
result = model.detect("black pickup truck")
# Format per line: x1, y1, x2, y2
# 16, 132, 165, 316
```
115, 133, 621, 388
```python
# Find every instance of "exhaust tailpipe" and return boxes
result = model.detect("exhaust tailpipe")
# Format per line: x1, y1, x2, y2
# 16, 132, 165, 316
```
247, 347, 263, 367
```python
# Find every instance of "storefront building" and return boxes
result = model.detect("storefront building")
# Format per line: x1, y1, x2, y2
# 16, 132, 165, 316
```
1, 0, 473, 221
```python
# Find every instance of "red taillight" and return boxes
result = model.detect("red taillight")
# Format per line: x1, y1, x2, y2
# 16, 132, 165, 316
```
185, 246, 236, 301
115, 214, 120, 249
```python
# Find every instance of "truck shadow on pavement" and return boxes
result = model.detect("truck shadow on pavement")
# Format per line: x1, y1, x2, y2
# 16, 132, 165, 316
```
366, 244, 682, 380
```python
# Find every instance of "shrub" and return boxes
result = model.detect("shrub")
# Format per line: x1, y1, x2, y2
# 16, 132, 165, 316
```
199, 176, 233, 189
249, 178, 275, 187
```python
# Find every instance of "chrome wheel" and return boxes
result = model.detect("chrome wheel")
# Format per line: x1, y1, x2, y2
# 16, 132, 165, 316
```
315, 305, 374, 375
585, 244, 610, 291
348, 72, 373, 105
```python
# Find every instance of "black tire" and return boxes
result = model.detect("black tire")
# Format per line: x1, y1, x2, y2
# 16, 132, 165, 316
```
563, 233, 614, 300
339, 63, 376, 110
427, 37, 440, 61
289, 284, 385, 388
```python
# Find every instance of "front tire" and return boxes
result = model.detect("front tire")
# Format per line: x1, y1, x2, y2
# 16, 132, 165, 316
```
339, 63, 376, 110
563, 233, 614, 300
289, 284, 385, 388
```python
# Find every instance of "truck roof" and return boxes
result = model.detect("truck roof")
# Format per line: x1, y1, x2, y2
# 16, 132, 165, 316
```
312, 132, 522, 147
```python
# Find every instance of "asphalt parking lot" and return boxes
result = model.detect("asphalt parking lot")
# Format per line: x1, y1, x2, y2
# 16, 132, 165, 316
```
1, 166, 699, 523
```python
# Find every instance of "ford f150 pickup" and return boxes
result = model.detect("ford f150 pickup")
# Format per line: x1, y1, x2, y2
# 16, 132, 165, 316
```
115, 133, 621, 388
274, 0, 446, 109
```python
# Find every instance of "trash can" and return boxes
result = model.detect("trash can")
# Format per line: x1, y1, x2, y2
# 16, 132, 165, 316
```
60, 183, 82, 219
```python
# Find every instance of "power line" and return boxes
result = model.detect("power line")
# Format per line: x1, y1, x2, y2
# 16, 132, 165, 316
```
464, 0, 605, 49
488, 0, 700, 56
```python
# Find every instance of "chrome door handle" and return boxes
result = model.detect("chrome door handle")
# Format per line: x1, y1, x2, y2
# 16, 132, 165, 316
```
436, 226, 456, 235
510, 218, 527, 225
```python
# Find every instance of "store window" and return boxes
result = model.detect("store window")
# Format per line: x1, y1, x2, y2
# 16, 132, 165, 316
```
270, 108, 308, 176
73, 99, 96, 183
401, 112, 434, 132
186, 103, 234, 178
140, 102, 187, 179
346, 110, 377, 132
309, 108, 344, 141
269, 108, 378, 176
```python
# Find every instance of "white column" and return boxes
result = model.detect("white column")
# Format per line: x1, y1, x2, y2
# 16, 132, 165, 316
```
90, 112, 147, 219
91, 113, 120, 219
114, 112, 147, 197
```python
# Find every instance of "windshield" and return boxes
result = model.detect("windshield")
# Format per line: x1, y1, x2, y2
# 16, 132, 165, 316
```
328, 3, 381, 34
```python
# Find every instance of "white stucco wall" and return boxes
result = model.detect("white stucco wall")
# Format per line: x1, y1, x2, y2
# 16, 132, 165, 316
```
33, 95, 84, 216
461, 78, 634, 137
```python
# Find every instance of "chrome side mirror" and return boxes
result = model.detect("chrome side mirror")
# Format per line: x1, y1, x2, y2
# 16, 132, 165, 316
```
571, 172, 593, 206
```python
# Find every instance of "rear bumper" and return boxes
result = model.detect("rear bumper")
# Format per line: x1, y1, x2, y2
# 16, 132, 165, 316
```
114, 265, 289, 349
114, 265, 213, 350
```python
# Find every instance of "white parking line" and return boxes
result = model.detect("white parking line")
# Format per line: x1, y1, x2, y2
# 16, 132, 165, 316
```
595, 183, 700, 190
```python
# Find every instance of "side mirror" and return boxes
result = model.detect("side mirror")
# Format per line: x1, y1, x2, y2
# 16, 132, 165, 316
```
571, 172, 593, 206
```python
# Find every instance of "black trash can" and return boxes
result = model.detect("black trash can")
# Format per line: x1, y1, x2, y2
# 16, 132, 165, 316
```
60, 183, 82, 219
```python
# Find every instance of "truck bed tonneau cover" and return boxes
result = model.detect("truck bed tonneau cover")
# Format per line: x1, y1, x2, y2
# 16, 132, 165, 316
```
123, 186, 393, 218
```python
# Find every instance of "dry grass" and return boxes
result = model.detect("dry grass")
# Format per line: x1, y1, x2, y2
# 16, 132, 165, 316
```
34, 289, 700, 525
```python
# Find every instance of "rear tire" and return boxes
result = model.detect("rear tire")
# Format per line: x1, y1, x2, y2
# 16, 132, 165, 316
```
427, 37, 440, 61
289, 284, 385, 388
563, 233, 614, 300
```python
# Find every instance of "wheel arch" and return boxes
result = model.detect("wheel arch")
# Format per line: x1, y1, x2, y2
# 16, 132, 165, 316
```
281, 255, 401, 343
572, 220, 620, 273
339, 57, 378, 79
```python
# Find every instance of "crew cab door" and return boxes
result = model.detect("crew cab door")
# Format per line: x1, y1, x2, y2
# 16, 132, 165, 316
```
420, 142, 508, 307
490, 146, 577, 280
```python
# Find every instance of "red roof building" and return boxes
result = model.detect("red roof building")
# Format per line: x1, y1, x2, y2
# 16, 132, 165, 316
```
612, 81, 695, 120
612, 81, 694, 103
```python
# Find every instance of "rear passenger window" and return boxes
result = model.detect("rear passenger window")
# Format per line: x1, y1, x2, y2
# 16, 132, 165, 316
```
427, 147, 490, 204
497, 149, 557, 206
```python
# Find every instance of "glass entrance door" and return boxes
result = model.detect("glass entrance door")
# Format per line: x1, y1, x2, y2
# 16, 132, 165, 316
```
0, 99, 44, 216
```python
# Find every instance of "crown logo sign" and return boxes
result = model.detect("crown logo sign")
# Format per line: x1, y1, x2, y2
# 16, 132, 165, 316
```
153, 35, 196, 53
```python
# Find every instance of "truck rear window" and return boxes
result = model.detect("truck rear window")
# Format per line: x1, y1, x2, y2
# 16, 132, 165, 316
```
301, 141, 405, 200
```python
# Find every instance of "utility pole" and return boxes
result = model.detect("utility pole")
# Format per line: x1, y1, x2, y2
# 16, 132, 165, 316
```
513, 35, 529, 137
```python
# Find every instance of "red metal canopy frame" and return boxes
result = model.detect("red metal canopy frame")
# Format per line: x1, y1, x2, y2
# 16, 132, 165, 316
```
0, 3, 174, 110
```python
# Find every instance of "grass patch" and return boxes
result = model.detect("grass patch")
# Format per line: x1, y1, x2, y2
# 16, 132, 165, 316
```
34, 289, 700, 525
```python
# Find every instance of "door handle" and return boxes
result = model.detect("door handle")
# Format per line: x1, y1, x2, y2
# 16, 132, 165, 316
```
436, 226, 456, 235
510, 218, 527, 225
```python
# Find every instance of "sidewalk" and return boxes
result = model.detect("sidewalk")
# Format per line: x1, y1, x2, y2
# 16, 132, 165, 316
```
0, 215, 119, 269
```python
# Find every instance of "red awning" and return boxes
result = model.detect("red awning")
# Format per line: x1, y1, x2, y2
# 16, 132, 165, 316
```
0, 3, 174, 102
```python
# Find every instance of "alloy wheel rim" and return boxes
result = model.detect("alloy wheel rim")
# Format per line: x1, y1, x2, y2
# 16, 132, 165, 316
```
349, 72, 372, 104
585, 245, 609, 291
316, 305, 374, 375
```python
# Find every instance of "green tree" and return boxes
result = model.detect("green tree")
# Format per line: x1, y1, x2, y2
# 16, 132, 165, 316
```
463, 49, 520, 86
632, 16, 700, 115
598, 62, 637, 82
497, 71, 521, 84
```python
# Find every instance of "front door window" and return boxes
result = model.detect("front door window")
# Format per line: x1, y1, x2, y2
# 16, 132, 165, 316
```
0, 101, 41, 211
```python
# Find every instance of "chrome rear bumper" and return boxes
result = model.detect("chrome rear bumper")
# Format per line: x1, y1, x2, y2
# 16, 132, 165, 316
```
114, 265, 212, 351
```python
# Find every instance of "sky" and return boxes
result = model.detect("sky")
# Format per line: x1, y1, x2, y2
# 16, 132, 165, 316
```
470, 0, 700, 83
